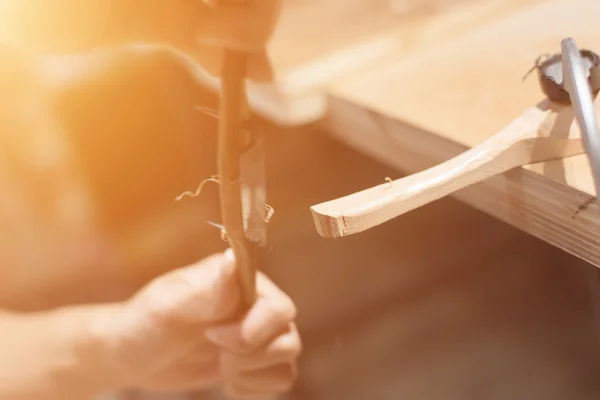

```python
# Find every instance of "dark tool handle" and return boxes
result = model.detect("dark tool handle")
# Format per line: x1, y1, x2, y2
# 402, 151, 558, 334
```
218, 50, 258, 310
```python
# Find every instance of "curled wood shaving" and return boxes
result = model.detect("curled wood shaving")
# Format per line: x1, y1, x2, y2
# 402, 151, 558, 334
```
175, 175, 219, 201
384, 177, 393, 188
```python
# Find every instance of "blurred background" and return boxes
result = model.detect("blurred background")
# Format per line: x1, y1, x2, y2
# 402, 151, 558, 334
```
1, 1, 600, 400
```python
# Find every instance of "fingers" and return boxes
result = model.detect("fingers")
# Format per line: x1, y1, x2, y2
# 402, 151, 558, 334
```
204, 272, 297, 354
220, 359, 297, 399
108, 248, 300, 397
221, 363, 296, 400
222, 384, 281, 400
222, 324, 301, 371
205, 272, 301, 399
142, 350, 221, 392
132, 248, 241, 325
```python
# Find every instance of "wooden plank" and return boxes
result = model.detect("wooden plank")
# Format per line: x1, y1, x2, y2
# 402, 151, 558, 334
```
259, 0, 551, 125
322, 0, 600, 266
312, 101, 592, 238
174, 0, 545, 125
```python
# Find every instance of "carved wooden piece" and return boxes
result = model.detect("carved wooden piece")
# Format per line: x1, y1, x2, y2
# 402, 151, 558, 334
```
309, 0, 600, 266
311, 100, 593, 238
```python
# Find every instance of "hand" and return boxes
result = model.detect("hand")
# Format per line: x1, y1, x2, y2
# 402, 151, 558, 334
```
96, 248, 301, 398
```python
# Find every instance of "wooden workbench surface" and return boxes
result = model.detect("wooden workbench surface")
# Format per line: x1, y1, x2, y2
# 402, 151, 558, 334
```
231, 0, 546, 124
0, 18, 599, 400
323, 0, 600, 267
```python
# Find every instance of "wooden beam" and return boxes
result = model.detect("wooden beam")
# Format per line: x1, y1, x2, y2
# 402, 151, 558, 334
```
317, 0, 600, 266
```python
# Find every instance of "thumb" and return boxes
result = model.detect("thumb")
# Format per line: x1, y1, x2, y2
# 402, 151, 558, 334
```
140, 248, 241, 324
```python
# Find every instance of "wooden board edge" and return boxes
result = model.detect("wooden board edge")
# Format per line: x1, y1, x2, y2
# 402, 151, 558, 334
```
250, 0, 551, 125
320, 95, 600, 267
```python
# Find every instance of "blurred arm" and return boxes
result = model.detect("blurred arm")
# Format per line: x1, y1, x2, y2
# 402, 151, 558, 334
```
0, 1, 205, 53
0, 0, 131, 52
0, 305, 122, 399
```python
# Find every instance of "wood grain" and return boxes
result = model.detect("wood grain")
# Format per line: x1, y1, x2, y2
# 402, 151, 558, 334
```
185, 0, 546, 125
312, 101, 591, 237
321, 0, 600, 265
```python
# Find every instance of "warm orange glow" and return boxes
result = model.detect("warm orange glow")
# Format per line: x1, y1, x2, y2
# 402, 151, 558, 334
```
0, 1, 120, 52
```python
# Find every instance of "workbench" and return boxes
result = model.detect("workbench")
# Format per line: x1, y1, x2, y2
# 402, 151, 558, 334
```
248, 0, 600, 267
0, 2, 599, 400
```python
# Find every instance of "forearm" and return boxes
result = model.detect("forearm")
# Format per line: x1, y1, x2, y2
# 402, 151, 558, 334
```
0, 304, 123, 399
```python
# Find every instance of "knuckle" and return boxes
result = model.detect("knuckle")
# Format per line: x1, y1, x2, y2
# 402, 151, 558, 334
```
273, 331, 301, 360
287, 336, 302, 360
136, 288, 178, 327
267, 295, 296, 322
285, 297, 298, 320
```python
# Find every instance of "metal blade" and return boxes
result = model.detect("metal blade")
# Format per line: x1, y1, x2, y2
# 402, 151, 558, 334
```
561, 38, 600, 208
239, 119, 267, 246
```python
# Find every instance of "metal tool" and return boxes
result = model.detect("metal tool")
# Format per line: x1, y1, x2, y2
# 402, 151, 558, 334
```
218, 49, 267, 310
561, 37, 600, 207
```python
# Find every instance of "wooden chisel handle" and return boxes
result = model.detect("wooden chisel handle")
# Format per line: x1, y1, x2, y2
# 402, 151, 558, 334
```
218, 50, 258, 310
